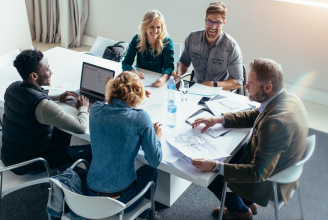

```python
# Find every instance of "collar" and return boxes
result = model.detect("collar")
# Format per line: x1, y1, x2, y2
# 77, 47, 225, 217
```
21, 81, 49, 95
258, 89, 284, 113
112, 98, 131, 108
202, 29, 223, 46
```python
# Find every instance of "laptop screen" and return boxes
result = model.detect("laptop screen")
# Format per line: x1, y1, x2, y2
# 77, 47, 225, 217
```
80, 62, 115, 96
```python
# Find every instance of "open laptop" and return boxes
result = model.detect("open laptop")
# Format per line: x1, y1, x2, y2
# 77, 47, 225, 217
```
66, 62, 115, 110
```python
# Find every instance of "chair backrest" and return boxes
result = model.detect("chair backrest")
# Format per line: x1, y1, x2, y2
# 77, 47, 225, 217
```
89, 36, 128, 57
173, 43, 182, 64
268, 135, 316, 184
50, 178, 126, 219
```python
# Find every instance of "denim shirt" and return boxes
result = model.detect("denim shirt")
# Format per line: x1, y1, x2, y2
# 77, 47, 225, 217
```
87, 99, 162, 193
179, 29, 243, 85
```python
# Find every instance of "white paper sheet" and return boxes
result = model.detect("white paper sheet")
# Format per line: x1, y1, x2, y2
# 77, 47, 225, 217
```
164, 126, 230, 160
206, 124, 233, 138
205, 97, 251, 116
186, 111, 233, 138
172, 158, 204, 179
188, 83, 223, 96
141, 76, 152, 87
186, 111, 213, 124
42, 81, 71, 95
218, 98, 250, 110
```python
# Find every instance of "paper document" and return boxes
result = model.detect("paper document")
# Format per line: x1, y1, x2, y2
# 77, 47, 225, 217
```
206, 124, 233, 138
42, 81, 71, 94
141, 76, 152, 87
188, 83, 223, 96
186, 111, 213, 124
206, 97, 251, 116
186, 111, 233, 138
164, 126, 230, 160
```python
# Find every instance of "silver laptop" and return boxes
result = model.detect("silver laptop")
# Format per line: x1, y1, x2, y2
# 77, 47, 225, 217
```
66, 62, 115, 109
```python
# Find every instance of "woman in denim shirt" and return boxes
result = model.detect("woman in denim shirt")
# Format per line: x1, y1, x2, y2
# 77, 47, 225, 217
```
86, 71, 162, 220
122, 10, 174, 88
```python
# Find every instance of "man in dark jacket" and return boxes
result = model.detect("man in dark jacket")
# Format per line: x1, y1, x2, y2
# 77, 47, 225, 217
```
2, 49, 91, 175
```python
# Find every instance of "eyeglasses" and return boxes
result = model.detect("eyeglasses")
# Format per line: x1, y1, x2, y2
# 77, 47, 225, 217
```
206, 19, 224, 27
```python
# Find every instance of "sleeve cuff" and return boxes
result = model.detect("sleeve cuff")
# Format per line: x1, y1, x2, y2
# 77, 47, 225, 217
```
219, 163, 224, 176
221, 114, 226, 125
78, 106, 89, 113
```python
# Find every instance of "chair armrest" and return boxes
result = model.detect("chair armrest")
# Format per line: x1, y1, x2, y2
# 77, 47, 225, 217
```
70, 159, 90, 174
0, 157, 52, 177
180, 72, 194, 80
125, 181, 154, 208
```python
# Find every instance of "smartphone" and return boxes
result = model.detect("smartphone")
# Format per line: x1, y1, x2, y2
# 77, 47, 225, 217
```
198, 97, 211, 106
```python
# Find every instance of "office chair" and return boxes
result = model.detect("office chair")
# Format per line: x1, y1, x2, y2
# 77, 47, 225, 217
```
52, 159, 155, 220
217, 135, 315, 220
0, 158, 52, 215
83, 36, 128, 58
173, 43, 182, 65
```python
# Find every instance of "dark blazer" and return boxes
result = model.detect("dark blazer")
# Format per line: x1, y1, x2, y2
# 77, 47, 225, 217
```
222, 90, 308, 206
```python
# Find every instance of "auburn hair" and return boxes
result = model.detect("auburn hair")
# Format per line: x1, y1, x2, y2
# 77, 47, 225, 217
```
106, 71, 145, 107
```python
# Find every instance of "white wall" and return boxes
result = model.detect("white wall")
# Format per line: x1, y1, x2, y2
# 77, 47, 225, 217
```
84, 0, 328, 95
0, 0, 32, 57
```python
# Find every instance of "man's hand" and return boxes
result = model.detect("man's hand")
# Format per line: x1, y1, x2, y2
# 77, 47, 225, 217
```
145, 89, 151, 98
191, 116, 222, 133
131, 70, 145, 79
75, 95, 89, 110
201, 81, 214, 87
191, 158, 216, 172
152, 74, 169, 87
60, 91, 78, 102
171, 70, 182, 82
153, 122, 162, 138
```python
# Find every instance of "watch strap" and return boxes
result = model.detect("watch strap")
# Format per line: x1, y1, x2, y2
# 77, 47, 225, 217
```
214, 81, 218, 87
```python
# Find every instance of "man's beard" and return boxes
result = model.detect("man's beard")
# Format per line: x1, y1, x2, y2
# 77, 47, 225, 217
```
248, 87, 268, 103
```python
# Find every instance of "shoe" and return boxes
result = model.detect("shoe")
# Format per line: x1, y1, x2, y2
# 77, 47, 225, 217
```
145, 211, 162, 220
214, 207, 253, 220
247, 203, 258, 215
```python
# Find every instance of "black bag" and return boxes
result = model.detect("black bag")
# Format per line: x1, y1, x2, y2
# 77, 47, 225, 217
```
102, 41, 127, 62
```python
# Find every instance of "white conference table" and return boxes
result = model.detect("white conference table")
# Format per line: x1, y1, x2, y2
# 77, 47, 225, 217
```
0, 47, 256, 206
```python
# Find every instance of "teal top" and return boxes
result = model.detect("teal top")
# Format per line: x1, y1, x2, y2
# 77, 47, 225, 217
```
122, 34, 174, 76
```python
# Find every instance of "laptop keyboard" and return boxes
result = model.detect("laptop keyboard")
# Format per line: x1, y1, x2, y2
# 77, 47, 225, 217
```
80, 92, 104, 104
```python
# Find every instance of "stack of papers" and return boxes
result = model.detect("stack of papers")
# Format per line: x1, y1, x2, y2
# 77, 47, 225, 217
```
188, 83, 223, 96
162, 126, 231, 179
205, 97, 251, 116
186, 111, 233, 138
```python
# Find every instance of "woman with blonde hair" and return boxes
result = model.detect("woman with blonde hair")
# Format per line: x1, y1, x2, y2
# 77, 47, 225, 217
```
122, 10, 174, 87
86, 71, 162, 220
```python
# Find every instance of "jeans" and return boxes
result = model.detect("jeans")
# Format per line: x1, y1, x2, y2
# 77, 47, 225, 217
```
208, 143, 254, 213
86, 165, 158, 219
27, 128, 92, 175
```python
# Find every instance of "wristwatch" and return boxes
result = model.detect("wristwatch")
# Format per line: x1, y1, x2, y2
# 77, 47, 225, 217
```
213, 161, 221, 173
214, 80, 218, 87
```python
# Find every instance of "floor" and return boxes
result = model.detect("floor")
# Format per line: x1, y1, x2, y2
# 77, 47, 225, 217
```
32, 40, 328, 134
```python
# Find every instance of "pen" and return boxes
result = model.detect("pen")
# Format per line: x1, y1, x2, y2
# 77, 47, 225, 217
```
159, 124, 163, 127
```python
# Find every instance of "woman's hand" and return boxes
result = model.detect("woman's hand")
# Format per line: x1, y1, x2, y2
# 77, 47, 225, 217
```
151, 74, 169, 87
153, 122, 162, 138
131, 70, 145, 79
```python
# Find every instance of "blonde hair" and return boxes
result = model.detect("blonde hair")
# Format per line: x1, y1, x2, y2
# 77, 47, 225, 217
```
137, 10, 168, 57
106, 71, 145, 107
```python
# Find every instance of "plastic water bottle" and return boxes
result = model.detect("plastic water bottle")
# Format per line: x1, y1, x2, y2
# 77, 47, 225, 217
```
167, 76, 176, 103
167, 103, 177, 128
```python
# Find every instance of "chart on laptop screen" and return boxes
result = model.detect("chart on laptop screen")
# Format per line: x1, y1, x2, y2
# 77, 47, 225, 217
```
81, 63, 114, 94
